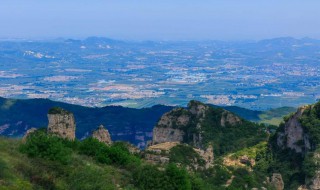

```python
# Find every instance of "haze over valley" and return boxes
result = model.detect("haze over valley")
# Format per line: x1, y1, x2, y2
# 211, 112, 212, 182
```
1, 37, 320, 110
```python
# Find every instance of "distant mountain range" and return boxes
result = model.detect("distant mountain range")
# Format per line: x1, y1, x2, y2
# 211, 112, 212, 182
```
0, 97, 295, 148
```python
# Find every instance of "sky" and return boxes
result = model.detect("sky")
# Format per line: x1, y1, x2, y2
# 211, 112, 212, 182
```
0, 0, 319, 41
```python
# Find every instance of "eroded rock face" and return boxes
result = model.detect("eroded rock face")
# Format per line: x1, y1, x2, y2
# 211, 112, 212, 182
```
194, 145, 214, 169
47, 108, 76, 140
152, 127, 184, 144
152, 101, 210, 146
270, 173, 284, 190
276, 106, 311, 153
92, 125, 112, 145
22, 128, 37, 142
220, 110, 242, 127
157, 108, 190, 128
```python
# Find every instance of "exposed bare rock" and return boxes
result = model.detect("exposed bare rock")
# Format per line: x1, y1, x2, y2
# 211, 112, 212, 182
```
239, 155, 255, 166
268, 173, 284, 190
152, 127, 184, 144
145, 154, 170, 165
157, 108, 190, 128
223, 154, 255, 169
147, 142, 180, 153
92, 125, 112, 145
145, 142, 180, 165
221, 110, 242, 127
276, 106, 311, 153
194, 145, 214, 169
22, 128, 37, 142
47, 108, 76, 140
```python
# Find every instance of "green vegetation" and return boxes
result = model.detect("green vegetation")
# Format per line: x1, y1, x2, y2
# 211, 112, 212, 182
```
169, 144, 205, 168
133, 164, 192, 190
300, 102, 320, 148
48, 107, 71, 114
258, 107, 296, 126
0, 132, 223, 190
19, 129, 73, 164
200, 107, 268, 156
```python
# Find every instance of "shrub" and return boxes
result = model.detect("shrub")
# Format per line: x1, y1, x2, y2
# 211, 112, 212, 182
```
79, 138, 140, 166
19, 130, 72, 164
133, 164, 192, 190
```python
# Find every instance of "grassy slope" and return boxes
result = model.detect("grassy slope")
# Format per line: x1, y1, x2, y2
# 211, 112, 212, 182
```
0, 137, 127, 190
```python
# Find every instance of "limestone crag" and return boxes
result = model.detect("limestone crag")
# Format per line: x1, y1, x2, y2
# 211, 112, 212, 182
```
157, 108, 190, 128
92, 125, 112, 145
152, 127, 184, 144
152, 100, 210, 146
47, 108, 76, 140
276, 106, 311, 153
22, 128, 37, 142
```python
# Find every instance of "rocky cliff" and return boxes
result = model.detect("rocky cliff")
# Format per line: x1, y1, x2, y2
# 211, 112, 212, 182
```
152, 100, 243, 147
92, 125, 112, 145
276, 106, 311, 153
272, 102, 320, 190
47, 107, 76, 140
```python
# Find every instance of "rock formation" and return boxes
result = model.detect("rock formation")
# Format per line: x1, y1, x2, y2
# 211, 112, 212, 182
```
92, 125, 112, 145
152, 127, 184, 144
268, 173, 284, 190
153, 100, 243, 147
47, 107, 76, 140
276, 106, 311, 153
22, 128, 37, 142
194, 144, 214, 169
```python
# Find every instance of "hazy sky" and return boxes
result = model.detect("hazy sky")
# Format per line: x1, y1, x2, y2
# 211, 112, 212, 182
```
0, 0, 319, 40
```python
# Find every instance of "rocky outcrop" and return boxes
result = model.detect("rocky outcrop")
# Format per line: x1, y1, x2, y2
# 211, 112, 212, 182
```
92, 125, 112, 145
22, 128, 37, 142
220, 110, 242, 127
276, 106, 311, 153
145, 142, 180, 165
152, 101, 209, 146
194, 145, 214, 169
146, 142, 213, 169
47, 107, 76, 140
152, 127, 184, 144
157, 108, 190, 128
268, 173, 284, 190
